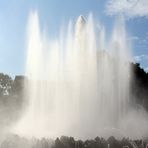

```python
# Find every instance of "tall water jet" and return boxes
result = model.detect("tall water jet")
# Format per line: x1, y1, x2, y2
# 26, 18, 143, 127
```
12, 11, 148, 139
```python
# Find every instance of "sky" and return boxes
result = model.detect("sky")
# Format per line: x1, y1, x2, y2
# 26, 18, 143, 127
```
0, 0, 148, 77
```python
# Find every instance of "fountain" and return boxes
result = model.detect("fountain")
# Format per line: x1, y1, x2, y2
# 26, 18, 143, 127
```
12, 11, 148, 140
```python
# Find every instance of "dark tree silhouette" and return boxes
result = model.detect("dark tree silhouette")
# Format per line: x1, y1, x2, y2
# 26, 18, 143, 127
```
131, 63, 148, 110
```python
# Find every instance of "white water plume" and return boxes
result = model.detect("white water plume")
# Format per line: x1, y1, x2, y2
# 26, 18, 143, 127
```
12, 11, 148, 139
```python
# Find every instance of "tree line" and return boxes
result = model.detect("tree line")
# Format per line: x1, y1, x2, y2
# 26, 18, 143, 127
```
131, 63, 148, 110
0, 75, 25, 128
1, 135, 148, 148
0, 62, 148, 127
0, 62, 148, 107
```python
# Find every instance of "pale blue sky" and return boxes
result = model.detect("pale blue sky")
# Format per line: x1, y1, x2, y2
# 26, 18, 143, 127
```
0, 0, 148, 76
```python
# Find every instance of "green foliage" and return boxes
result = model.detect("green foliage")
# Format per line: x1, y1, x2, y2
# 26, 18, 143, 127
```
0, 73, 25, 128
0, 73, 13, 96
0, 74, 25, 98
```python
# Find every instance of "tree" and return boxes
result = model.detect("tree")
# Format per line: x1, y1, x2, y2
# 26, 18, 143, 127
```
131, 63, 148, 110
0, 73, 13, 97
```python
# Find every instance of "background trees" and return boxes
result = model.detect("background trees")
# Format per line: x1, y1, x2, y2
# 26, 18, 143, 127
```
0, 74, 25, 130
131, 63, 148, 110
0, 62, 148, 131
0, 73, 13, 97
